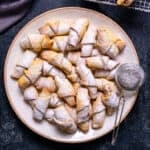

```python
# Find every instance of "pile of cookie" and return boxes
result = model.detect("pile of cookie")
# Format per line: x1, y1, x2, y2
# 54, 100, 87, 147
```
11, 18, 125, 134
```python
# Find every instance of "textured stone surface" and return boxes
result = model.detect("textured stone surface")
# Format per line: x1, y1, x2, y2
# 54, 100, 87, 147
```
0, 0, 150, 149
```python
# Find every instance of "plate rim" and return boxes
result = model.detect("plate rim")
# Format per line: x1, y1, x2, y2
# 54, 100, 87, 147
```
4, 6, 139, 144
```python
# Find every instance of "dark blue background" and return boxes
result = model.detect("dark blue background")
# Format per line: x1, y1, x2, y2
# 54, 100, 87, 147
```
0, 0, 150, 149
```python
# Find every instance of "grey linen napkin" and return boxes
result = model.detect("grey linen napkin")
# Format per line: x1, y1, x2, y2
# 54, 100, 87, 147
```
0, 0, 32, 33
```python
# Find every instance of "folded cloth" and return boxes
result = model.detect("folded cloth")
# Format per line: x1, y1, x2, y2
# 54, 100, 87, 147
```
0, 0, 32, 33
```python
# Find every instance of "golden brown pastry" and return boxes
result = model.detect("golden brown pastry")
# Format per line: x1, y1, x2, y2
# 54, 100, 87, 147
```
42, 60, 53, 76
76, 62, 97, 99
67, 51, 81, 65
117, 0, 134, 6
91, 49, 100, 56
45, 105, 77, 134
20, 34, 52, 52
86, 55, 119, 70
44, 109, 55, 123
24, 86, 38, 103
41, 51, 72, 75
55, 76, 76, 107
102, 91, 120, 116
65, 103, 77, 123
73, 82, 80, 95
18, 75, 30, 89
11, 50, 37, 79
24, 58, 43, 84
51, 35, 68, 52
68, 18, 89, 48
35, 76, 56, 92
81, 26, 97, 57
39, 19, 73, 37
67, 66, 79, 83
76, 87, 90, 132
92, 93, 106, 129
42, 61, 66, 78
94, 67, 118, 80
17, 50, 37, 69
32, 88, 50, 121
51, 36, 77, 52
96, 78, 119, 115
53, 105, 77, 134
97, 27, 125, 58
49, 67, 66, 78
48, 93, 63, 108
12, 66, 25, 79
96, 78, 117, 94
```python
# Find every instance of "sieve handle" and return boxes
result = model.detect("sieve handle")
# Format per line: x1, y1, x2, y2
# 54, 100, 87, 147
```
111, 95, 125, 145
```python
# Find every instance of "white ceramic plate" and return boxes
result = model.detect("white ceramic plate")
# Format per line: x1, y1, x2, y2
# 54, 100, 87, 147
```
4, 7, 139, 143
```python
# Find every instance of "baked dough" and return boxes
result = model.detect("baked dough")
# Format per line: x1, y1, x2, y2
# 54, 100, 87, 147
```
77, 87, 90, 132
55, 76, 76, 107
76, 62, 97, 99
41, 51, 72, 74
117, 0, 134, 6
81, 26, 97, 57
97, 27, 125, 58
68, 18, 89, 48
20, 34, 52, 52
92, 93, 106, 129
86, 55, 119, 70
39, 19, 73, 37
